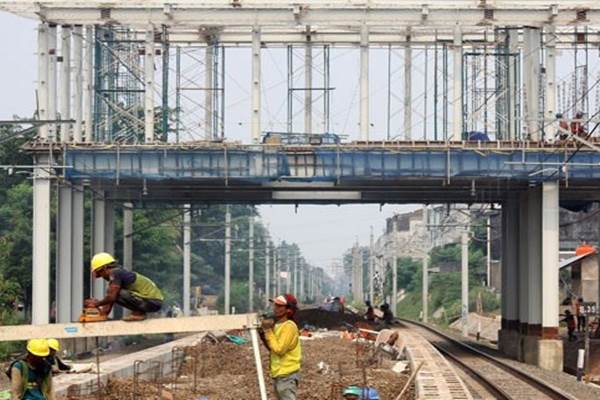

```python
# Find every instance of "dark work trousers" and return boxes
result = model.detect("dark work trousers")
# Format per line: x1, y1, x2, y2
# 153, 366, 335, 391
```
116, 289, 162, 313
577, 315, 586, 332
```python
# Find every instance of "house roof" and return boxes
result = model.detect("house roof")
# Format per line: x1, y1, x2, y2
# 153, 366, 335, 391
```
560, 252, 597, 270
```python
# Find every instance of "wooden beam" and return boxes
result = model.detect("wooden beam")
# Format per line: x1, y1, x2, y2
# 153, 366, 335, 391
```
0, 313, 259, 342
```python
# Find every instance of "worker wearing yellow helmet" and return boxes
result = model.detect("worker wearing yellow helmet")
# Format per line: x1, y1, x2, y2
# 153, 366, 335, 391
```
85, 252, 164, 321
9, 339, 54, 400
45, 339, 71, 373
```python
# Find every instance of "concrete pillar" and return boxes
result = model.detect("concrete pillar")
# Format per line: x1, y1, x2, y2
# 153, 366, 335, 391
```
37, 23, 50, 140
248, 216, 254, 312
518, 191, 530, 340
359, 25, 369, 141
545, 25, 557, 140
47, 24, 57, 141
452, 25, 463, 140
404, 30, 412, 140
83, 26, 93, 142
32, 155, 51, 324
251, 27, 261, 143
70, 185, 84, 322
205, 44, 214, 139
56, 185, 73, 323
183, 204, 191, 316
144, 26, 155, 143
498, 196, 520, 359
60, 26, 71, 142
72, 25, 83, 142
224, 205, 231, 314
524, 28, 541, 140
304, 33, 312, 133
92, 196, 106, 298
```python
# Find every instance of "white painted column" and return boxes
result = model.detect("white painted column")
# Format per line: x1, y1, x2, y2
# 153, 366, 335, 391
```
404, 30, 412, 140
47, 24, 57, 141
452, 25, 463, 140
37, 23, 50, 140
461, 229, 469, 336
541, 182, 559, 334
32, 155, 51, 324
359, 25, 369, 141
248, 216, 255, 312
72, 25, 83, 142
92, 197, 106, 298
545, 25, 557, 141
71, 185, 84, 322
251, 28, 261, 143
60, 26, 72, 142
56, 185, 73, 323
224, 205, 231, 314
265, 241, 270, 307
527, 187, 543, 331
183, 204, 191, 316
518, 191, 530, 332
524, 28, 541, 140
83, 26, 94, 142
304, 35, 312, 133
422, 256, 429, 323
144, 26, 155, 143
205, 44, 214, 139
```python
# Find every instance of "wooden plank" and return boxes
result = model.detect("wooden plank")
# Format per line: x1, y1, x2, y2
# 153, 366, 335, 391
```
0, 313, 259, 341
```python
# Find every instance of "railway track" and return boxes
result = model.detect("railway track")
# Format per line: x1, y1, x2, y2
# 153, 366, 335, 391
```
399, 319, 576, 400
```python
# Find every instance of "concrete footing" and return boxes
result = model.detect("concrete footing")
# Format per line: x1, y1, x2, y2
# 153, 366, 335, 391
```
521, 335, 563, 372
498, 329, 520, 360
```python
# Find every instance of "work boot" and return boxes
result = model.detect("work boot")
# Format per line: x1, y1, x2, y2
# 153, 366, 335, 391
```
123, 312, 146, 322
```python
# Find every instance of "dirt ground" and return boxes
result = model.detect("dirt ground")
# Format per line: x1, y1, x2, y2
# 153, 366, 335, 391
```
65, 335, 412, 400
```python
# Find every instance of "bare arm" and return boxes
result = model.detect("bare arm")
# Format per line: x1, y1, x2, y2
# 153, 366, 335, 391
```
10, 367, 23, 400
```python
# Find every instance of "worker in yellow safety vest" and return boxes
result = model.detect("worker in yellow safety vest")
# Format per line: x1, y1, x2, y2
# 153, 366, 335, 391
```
260, 294, 302, 400
85, 252, 164, 321
9, 339, 54, 400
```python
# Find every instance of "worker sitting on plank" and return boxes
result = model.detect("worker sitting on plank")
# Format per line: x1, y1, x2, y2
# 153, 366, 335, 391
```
261, 294, 302, 400
9, 339, 54, 400
45, 339, 71, 373
85, 252, 164, 321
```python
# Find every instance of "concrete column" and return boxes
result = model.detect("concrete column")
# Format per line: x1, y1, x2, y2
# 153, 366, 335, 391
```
524, 28, 541, 140
123, 203, 133, 272
224, 205, 231, 314
404, 30, 412, 140
422, 256, 429, 323
452, 25, 463, 140
144, 26, 155, 143
183, 204, 191, 316
527, 187, 543, 335
56, 185, 73, 323
32, 155, 51, 324
70, 185, 84, 322
248, 216, 254, 312
545, 26, 557, 140
205, 44, 214, 139
265, 241, 270, 307
359, 25, 369, 141
83, 26, 93, 142
60, 26, 71, 142
498, 196, 520, 358
251, 27, 261, 143
304, 33, 312, 133
47, 24, 57, 141
518, 191, 530, 337
92, 196, 106, 298
541, 182, 560, 333
37, 23, 50, 140
72, 25, 83, 142
461, 229, 469, 337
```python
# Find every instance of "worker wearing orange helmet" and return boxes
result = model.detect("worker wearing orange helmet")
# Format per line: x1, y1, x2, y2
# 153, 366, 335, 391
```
85, 252, 163, 321
9, 339, 54, 400
261, 294, 302, 400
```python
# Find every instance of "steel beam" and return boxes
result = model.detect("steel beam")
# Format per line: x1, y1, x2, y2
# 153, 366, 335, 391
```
56, 185, 73, 323
144, 25, 155, 143
404, 30, 412, 140
32, 155, 51, 324
359, 25, 369, 141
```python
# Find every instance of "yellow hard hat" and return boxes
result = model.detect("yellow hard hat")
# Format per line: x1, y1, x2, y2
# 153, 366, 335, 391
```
27, 339, 50, 357
47, 338, 60, 352
91, 252, 116, 272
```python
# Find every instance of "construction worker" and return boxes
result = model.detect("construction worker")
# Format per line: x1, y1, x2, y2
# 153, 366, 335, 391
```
45, 339, 71, 373
364, 301, 375, 322
261, 294, 302, 400
342, 386, 362, 399
570, 111, 586, 137
9, 339, 54, 400
85, 252, 164, 321
556, 113, 570, 140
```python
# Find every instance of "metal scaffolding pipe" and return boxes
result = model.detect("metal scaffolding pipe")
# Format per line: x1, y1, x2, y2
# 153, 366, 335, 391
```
71, 185, 84, 322
251, 27, 261, 143
404, 30, 412, 140
452, 25, 463, 140
304, 30, 312, 133
265, 241, 270, 307
545, 26, 557, 140
369, 226, 374, 302
60, 26, 71, 142
183, 204, 191, 316
359, 25, 370, 141
47, 24, 57, 141
293, 252, 298, 296
205, 44, 214, 139
248, 216, 255, 312
72, 25, 83, 142
144, 26, 155, 143
83, 26, 93, 142
32, 155, 51, 324
37, 23, 49, 140
422, 256, 429, 323
224, 205, 231, 314
392, 255, 398, 315
56, 185, 73, 323
461, 228, 469, 337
